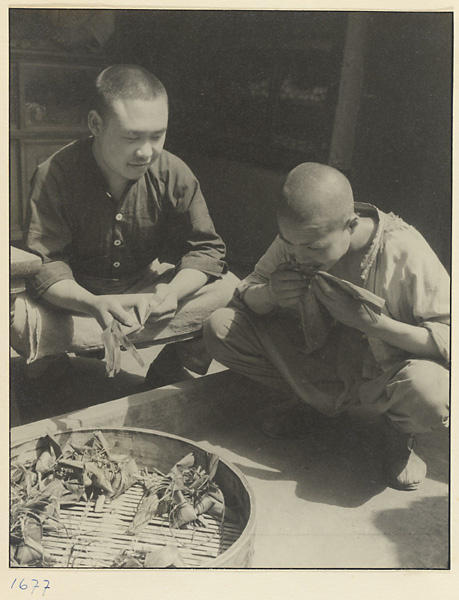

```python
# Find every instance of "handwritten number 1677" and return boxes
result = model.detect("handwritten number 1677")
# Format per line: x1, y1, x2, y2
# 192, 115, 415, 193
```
10, 579, 51, 596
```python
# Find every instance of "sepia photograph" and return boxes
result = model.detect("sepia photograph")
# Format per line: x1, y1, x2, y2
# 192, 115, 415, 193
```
8, 5, 451, 578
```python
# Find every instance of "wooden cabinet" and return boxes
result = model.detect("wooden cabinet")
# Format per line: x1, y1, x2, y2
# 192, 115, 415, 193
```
9, 8, 117, 242
191, 42, 342, 168
9, 58, 104, 241
146, 11, 350, 171
20, 63, 100, 131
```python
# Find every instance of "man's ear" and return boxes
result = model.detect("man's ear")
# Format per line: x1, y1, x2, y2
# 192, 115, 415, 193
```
347, 214, 360, 232
88, 110, 103, 136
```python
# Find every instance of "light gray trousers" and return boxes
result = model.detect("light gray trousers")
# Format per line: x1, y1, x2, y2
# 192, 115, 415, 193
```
203, 306, 450, 434
11, 262, 239, 363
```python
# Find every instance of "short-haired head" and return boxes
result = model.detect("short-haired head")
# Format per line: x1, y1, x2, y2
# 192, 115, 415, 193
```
277, 162, 354, 231
92, 64, 168, 121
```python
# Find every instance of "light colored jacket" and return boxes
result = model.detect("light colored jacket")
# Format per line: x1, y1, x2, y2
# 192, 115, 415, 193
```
237, 203, 450, 371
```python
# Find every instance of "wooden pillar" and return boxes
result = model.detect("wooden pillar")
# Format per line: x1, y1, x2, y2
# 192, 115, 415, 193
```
328, 13, 369, 172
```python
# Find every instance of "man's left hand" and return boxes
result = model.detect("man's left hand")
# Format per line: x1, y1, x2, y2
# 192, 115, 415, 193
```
311, 276, 380, 333
116, 286, 178, 327
145, 284, 179, 322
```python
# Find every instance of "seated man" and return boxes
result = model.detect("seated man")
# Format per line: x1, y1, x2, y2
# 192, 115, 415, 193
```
11, 64, 238, 383
204, 162, 449, 491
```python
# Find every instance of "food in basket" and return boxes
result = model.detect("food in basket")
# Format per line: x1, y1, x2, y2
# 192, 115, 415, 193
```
10, 430, 236, 568
126, 451, 237, 536
111, 543, 186, 568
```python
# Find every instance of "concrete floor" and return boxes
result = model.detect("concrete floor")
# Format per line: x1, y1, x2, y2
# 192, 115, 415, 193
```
10, 345, 450, 569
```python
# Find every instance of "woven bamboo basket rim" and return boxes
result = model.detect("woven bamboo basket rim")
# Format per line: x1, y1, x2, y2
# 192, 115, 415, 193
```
11, 426, 257, 568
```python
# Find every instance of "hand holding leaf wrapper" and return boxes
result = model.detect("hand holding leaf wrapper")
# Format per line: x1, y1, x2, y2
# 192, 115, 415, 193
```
316, 271, 386, 321
282, 259, 385, 351
101, 312, 145, 377
101, 294, 168, 377
278, 260, 329, 352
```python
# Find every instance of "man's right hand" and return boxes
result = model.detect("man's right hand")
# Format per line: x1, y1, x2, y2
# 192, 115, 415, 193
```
90, 296, 140, 331
269, 267, 311, 308
40, 279, 135, 332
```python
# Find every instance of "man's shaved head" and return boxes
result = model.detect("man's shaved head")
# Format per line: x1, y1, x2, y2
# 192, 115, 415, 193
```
278, 163, 354, 230
93, 64, 168, 121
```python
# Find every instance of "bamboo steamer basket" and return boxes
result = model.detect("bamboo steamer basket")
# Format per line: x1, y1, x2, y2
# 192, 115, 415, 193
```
11, 427, 256, 568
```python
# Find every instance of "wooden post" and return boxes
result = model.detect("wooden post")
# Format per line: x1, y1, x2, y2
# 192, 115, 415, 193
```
328, 13, 369, 172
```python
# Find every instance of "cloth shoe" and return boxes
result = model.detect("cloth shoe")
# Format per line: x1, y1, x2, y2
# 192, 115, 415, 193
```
173, 337, 213, 375
381, 416, 427, 491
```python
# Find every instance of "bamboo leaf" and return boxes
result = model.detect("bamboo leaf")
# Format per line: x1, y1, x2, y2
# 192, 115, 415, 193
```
171, 490, 198, 528
41, 433, 63, 459
35, 451, 54, 474
143, 544, 186, 568
207, 453, 219, 480
195, 495, 214, 515
170, 453, 194, 475
94, 494, 106, 513
112, 458, 140, 499
126, 491, 160, 535
84, 462, 114, 496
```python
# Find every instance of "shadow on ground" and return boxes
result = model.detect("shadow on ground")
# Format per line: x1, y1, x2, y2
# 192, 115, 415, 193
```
198, 415, 388, 509
11, 367, 450, 569
373, 496, 449, 568
11, 356, 146, 426
13, 358, 449, 510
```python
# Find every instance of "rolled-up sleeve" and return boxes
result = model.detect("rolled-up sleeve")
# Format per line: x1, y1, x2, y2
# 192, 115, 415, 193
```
377, 226, 451, 365
409, 241, 451, 363
23, 164, 75, 298
235, 236, 288, 303
166, 159, 227, 278
421, 321, 450, 362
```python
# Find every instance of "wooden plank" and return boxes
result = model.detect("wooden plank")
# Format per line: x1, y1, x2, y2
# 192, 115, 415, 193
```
328, 13, 370, 172
10, 370, 264, 445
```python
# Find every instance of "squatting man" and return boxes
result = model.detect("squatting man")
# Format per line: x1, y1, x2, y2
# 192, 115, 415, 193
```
204, 162, 450, 491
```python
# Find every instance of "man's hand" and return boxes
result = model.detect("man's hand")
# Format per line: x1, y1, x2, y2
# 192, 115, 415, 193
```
312, 276, 445, 360
312, 277, 379, 332
109, 288, 178, 326
269, 266, 311, 309
41, 280, 143, 331
92, 287, 179, 330
116, 294, 156, 326
90, 296, 140, 331
144, 284, 179, 322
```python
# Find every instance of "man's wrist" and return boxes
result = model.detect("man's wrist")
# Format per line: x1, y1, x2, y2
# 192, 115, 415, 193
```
154, 282, 170, 296
83, 294, 106, 318
362, 312, 390, 336
242, 283, 277, 315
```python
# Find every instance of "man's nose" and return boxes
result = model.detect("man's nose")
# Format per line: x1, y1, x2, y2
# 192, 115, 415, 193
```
294, 246, 312, 262
135, 142, 153, 160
